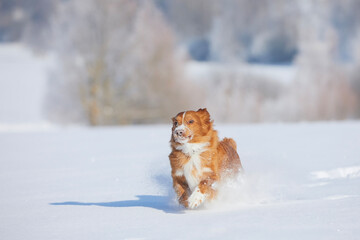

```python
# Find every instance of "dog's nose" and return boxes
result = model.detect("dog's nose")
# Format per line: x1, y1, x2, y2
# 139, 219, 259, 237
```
176, 130, 184, 136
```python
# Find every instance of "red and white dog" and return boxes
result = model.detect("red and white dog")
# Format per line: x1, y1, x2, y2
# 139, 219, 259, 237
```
169, 108, 242, 209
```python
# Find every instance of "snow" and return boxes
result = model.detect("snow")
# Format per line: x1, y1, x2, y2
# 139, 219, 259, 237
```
311, 166, 360, 180
0, 44, 53, 124
1, 122, 360, 239
0, 43, 359, 240
186, 61, 296, 84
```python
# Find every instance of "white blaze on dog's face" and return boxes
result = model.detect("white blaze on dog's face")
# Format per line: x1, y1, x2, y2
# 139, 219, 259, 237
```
172, 111, 192, 144
171, 109, 211, 144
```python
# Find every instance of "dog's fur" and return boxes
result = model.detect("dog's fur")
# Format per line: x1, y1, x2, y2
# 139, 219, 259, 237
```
169, 108, 242, 209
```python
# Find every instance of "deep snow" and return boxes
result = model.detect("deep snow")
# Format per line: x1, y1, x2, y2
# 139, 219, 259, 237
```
1, 122, 359, 239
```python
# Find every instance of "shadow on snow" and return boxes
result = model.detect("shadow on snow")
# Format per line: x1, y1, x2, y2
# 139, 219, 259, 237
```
50, 195, 183, 214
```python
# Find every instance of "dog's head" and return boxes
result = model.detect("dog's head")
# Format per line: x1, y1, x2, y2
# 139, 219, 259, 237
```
171, 108, 212, 144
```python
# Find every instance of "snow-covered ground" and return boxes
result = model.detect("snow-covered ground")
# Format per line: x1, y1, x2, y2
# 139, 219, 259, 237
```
1, 122, 359, 239
0, 44, 53, 125
0, 43, 359, 239
186, 61, 296, 84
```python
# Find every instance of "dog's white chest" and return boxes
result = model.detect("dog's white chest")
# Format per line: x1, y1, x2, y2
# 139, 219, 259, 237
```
183, 153, 202, 191
175, 142, 210, 192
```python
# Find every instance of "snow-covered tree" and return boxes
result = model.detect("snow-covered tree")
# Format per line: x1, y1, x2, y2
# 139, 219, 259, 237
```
46, 0, 194, 125
292, 0, 357, 120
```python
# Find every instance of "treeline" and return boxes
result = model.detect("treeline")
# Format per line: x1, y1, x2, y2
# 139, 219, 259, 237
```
2, 0, 360, 124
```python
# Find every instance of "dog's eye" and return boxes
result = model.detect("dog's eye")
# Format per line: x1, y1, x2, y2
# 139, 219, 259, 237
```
188, 120, 194, 124
174, 121, 178, 126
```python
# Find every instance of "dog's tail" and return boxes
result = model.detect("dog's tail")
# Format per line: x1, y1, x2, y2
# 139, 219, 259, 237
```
219, 137, 242, 175
222, 137, 237, 151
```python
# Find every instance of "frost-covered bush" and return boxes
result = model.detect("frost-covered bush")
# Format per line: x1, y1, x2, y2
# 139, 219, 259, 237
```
46, 0, 194, 125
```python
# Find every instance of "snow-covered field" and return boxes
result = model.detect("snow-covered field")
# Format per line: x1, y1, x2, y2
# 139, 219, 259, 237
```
0, 44, 53, 125
186, 61, 295, 84
1, 122, 360, 239
0, 44, 359, 239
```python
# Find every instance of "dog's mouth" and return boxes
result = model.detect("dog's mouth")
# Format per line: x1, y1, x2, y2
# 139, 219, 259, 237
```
174, 134, 193, 144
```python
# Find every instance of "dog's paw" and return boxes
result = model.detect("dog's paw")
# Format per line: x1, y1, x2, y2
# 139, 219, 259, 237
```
188, 187, 206, 209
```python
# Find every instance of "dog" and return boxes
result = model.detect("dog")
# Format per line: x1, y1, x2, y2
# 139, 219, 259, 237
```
169, 108, 242, 209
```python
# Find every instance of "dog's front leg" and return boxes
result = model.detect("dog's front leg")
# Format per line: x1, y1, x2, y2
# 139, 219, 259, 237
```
188, 173, 217, 209
172, 176, 190, 208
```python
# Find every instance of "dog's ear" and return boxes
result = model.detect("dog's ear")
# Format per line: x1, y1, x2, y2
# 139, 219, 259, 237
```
197, 108, 211, 123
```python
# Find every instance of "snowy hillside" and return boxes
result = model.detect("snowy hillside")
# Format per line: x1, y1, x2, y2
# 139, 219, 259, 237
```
1, 122, 359, 239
